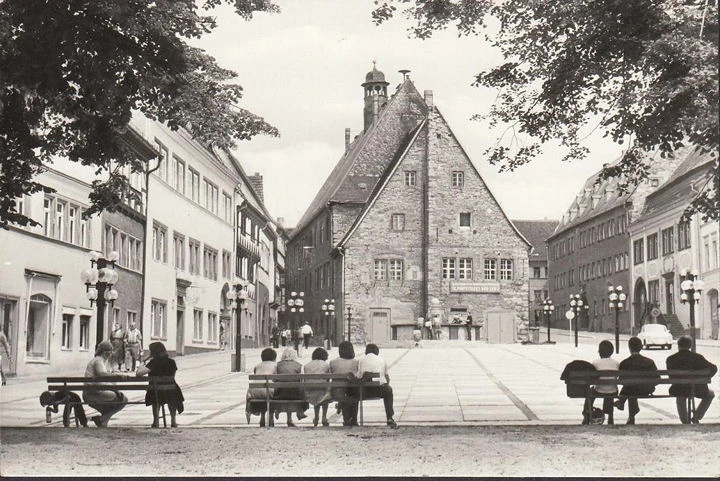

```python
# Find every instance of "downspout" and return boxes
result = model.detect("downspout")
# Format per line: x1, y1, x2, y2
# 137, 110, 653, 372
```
422, 119, 429, 320
139, 157, 161, 343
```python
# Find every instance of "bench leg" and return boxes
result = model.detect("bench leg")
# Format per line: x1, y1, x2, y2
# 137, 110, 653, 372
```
161, 404, 167, 428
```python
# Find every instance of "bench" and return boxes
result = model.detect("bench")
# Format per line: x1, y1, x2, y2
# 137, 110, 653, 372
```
45, 375, 176, 427
564, 369, 714, 421
247, 372, 382, 428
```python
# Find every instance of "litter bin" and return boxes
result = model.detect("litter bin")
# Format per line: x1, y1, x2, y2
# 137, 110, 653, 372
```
529, 327, 540, 344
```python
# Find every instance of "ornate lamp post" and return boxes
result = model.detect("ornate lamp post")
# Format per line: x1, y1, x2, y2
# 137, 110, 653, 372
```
321, 298, 335, 347
81, 250, 119, 348
541, 298, 556, 344
567, 293, 586, 348
608, 285, 627, 354
680, 269, 705, 352
287, 291, 304, 354
226, 283, 247, 372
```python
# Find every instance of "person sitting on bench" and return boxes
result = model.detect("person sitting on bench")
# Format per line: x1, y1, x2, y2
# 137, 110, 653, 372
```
83, 341, 128, 427
589, 340, 619, 425
39, 390, 88, 427
355, 343, 399, 429
614, 336, 659, 424
666, 335, 717, 424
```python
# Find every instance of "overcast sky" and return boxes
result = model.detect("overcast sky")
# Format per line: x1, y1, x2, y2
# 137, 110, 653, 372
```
193, 0, 623, 227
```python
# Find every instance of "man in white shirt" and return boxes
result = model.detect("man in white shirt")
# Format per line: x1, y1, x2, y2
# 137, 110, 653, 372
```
300, 321, 313, 349
356, 344, 398, 428
123, 322, 143, 372
589, 340, 619, 425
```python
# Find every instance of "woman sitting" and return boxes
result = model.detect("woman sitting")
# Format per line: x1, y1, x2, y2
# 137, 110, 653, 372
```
329, 341, 359, 427
136, 341, 184, 428
246, 347, 278, 427
274, 348, 308, 427
303, 347, 332, 427
83, 340, 128, 428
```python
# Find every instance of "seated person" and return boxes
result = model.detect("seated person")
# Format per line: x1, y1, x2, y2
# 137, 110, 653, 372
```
589, 340, 619, 425
666, 335, 717, 424
246, 347, 278, 427
355, 343, 398, 429
614, 336, 659, 424
274, 348, 308, 427
303, 347, 332, 427
136, 341, 184, 428
329, 341, 359, 427
83, 340, 128, 427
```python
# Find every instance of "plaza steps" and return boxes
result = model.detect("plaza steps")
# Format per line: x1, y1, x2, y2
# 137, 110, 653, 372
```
659, 313, 685, 339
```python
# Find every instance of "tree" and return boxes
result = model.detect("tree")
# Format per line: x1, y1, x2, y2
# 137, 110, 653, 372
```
0, 0, 280, 229
372, 0, 719, 220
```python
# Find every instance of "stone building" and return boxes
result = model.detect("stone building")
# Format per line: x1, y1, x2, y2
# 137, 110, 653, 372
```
628, 148, 718, 340
285, 66, 530, 346
547, 152, 686, 336
512, 220, 558, 327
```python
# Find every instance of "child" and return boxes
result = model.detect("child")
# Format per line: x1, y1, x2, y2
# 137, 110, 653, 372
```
136, 342, 184, 428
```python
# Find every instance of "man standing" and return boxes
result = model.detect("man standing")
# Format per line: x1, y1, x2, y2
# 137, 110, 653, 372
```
356, 344, 398, 428
109, 322, 126, 372
666, 335, 717, 424
271, 324, 280, 348
465, 312, 473, 341
615, 336, 658, 424
123, 322, 143, 372
300, 321, 313, 350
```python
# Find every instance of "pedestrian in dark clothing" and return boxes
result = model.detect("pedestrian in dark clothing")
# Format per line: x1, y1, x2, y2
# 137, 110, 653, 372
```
465, 312, 473, 341
666, 335, 717, 424
136, 341, 184, 428
271, 324, 280, 348
614, 336, 659, 424
40, 390, 88, 427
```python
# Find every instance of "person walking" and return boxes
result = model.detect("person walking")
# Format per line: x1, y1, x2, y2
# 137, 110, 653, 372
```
666, 335, 717, 424
355, 343, 398, 429
280, 327, 289, 347
109, 322, 126, 372
614, 336, 659, 424
301, 321, 313, 350
123, 322, 142, 372
271, 324, 280, 348
83, 341, 128, 427
136, 341, 184, 428
0, 327, 11, 386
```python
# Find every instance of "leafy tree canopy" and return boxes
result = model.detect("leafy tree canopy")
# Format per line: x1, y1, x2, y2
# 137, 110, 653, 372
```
0, 0, 280, 228
372, 0, 719, 221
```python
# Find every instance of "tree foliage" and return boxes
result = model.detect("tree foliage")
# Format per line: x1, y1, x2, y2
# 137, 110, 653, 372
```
0, 0, 280, 228
372, 0, 719, 220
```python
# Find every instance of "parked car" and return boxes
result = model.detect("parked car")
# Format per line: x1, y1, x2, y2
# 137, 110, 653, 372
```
637, 324, 673, 349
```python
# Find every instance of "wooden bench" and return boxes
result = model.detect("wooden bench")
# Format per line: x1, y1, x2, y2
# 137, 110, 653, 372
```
564, 369, 714, 421
247, 372, 382, 428
45, 375, 177, 427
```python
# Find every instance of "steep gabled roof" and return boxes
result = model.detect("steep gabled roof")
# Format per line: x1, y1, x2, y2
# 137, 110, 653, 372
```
292, 79, 428, 237
512, 220, 559, 258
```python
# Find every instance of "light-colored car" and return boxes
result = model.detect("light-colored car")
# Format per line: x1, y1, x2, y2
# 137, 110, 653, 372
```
638, 324, 673, 349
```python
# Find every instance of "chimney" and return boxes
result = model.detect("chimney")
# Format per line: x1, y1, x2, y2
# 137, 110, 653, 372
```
424, 90, 434, 108
345, 128, 351, 151
248, 173, 264, 202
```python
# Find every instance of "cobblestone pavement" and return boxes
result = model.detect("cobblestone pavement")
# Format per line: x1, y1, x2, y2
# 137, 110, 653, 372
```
1, 330, 718, 429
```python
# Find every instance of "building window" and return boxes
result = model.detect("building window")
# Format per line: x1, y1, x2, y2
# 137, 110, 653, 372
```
661, 226, 674, 256
374, 260, 387, 281
152, 222, 168, 263
404, 171, 416, 186
223, 193, 232, 223
193, 308, 203, 340
203, 246, 218, 280
208, 312, 218, 342
484, 259, 497, 280
389, 259, 404, 281
647, 233, 658, 260
500, 259, 513, 280
61, 314, 73, 349
452, 171, 464, 187
188, 239, 201, 275
172, 155, 185, 194
79, 315, 90, 350
27, 294, 52, 359
442, 257, 456, 279
391, 214, 405, 231
151, 300, 167, 339
188, 167, 200, 203
633, 238, 644, 264
458, 258, 473, 280
222, 250, 232, 279
43, 197, 52, 237
648, 280, 660, 305
459, 212, 471, 228
532, 267, 541, 278
173, 233, 185, 271
677, 221, 691, 251
127, 311, 137, 329
155, 140, 169, 181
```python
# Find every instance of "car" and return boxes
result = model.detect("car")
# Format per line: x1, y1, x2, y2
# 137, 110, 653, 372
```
637, 323, 673, 349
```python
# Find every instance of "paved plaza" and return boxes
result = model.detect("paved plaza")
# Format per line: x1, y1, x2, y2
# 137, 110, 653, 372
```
1, 330, 718, 429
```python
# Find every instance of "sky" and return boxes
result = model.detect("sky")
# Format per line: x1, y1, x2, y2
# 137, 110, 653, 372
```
193, 0, 624, 227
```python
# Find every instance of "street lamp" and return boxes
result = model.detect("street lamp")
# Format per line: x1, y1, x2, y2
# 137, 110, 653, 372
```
679, 269, 705, 352
346, 305, 353, 342
541, 298, 556, 344
287, 291, 304, 354
226, 283, 247, 372
608, 285, 627, 354
81, 250, 119, 348
321, 298, 335, 347
567, 294, 586, 348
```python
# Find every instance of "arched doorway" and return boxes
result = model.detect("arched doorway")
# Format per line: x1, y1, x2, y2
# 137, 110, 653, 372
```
707, 288, 719, 340
633, 278, 647, 334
